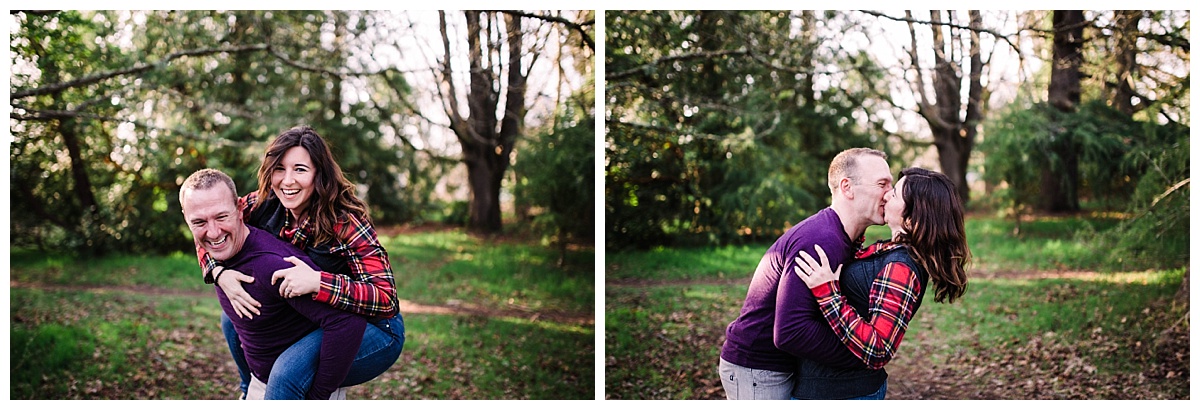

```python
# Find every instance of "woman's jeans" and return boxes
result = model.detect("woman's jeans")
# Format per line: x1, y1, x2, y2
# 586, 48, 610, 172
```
221, 312, 405, 399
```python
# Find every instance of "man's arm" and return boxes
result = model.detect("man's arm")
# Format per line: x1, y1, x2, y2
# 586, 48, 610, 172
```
773, 240, 865, 369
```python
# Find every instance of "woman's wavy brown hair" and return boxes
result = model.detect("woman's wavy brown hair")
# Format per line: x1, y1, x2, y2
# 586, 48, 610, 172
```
253, 125, 369, 245
893, 167, 969, 303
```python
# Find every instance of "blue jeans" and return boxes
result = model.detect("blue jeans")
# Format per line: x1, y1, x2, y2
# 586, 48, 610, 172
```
790, 379, 887, 400
847, 380, 887, 400
221, 312, 405, 399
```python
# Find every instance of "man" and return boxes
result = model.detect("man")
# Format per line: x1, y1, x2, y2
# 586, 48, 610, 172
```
180, 168, 365, 400
718, 148, 893, 399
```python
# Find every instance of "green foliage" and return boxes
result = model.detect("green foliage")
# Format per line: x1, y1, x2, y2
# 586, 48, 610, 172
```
1089, 119, 1190, 269
9, 11, 432, 256
513, 92, 596, 257
605, 11, 883, 250
981, 98, 1189, 269
981, 99, 1133, 215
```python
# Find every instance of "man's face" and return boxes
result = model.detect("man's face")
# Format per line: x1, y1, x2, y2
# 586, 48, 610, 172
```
182, 186, 246, 261
849, 156, 893, 227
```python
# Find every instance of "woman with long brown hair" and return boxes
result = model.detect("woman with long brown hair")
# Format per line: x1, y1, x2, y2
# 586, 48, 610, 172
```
791, 167, 969, 400
195, 125, 404, 399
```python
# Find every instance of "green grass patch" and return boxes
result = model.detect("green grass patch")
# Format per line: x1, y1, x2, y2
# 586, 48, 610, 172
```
357, 314, 594, 399
384, 230, 594, 314
605, 244, 767, 282
9, 250, 208, 291
10, 228, 596, 315
10, 288, 231, 399
9, 229, 595, 399
607, 214, 1139, 283
10, 286, 595, 399
605, 284, 745, 399
964, 214, 1125, 272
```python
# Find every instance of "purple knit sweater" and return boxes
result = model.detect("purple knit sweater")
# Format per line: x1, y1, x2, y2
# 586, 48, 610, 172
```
217, 226, 367, 399
720, 207, 865, 372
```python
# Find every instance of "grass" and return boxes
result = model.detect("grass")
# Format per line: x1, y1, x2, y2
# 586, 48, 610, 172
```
9, 230, 595, 315
9, 228, 595, 400
606, 214, 1136, 282
384, 231, 594, 313
604, 214, 1189, 399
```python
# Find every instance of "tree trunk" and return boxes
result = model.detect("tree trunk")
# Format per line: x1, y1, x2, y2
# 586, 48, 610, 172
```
909, 10, 982, 204
440, 11, 527, 234
1110, 10, 1143, 116
1041, 10, 1085, 213
60, 118, 99, 216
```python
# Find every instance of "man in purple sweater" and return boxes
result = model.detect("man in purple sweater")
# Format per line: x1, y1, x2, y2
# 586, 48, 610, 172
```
719, 148, 893, 399
180, 168, 366, 400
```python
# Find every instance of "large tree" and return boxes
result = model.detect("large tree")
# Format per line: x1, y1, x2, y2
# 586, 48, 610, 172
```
1040, 9, 1087, 212
434, 10, 593, 234
902, 10, 988, 204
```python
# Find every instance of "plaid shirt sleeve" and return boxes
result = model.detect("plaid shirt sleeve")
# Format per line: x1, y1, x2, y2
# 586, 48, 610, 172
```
196, 193, 254, 283
310, 213, 399, 318
809, 261, 923, 370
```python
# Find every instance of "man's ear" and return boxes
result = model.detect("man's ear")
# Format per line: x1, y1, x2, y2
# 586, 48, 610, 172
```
838, 178, 854, 199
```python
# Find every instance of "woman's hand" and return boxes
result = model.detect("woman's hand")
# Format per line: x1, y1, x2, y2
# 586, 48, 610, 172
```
216, 268, 261, 319
793, 244, 842, 289
271, 256, 321, 299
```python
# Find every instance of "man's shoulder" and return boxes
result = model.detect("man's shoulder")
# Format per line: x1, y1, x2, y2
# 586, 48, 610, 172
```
773, 208, 850, 254
779, 208, 840, 239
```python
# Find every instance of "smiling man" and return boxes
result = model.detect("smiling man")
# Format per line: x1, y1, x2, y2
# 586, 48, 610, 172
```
179, 168, 365, 400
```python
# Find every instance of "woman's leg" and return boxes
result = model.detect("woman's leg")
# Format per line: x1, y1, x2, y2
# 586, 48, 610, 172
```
263, 315, 406, 399
220, 312, 251, 398
341, 315, 405, 386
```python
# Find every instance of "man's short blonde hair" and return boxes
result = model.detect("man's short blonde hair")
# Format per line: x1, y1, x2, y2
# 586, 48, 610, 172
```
827, 148, 887, 192
179, 168, 238, 207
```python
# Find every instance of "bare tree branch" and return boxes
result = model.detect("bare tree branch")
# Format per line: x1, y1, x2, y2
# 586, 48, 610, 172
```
11, 44, 269, 99
860, 10, 1020, 52
489, 10, 594, 51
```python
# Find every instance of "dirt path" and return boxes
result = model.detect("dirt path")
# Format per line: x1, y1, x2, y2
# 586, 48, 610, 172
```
9, 281, 593, 326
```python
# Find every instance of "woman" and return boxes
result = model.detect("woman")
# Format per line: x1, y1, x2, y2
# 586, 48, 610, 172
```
791, 167, 969, 400
196, 125, 404, 399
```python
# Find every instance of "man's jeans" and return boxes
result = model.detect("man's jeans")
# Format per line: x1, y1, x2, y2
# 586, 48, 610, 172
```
718, 358, 795, 400
221, 311, 405, 399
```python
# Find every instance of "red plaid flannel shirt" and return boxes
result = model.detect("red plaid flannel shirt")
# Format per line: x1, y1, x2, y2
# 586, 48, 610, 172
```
809, 241, 923, 370
197, 192, 398, 318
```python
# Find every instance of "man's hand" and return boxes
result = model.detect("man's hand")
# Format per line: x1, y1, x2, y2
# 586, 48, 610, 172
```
271, 256, 320, 299
217, 268, 261, 319
793, 244, 842, 289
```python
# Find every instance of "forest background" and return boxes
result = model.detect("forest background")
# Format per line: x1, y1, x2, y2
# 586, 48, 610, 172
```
8, 10, 598, 399
604, 10, 1190, 399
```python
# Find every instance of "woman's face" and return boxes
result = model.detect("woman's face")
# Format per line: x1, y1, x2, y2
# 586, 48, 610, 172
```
271, 146, 316, 219
884, 176, 908, 234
